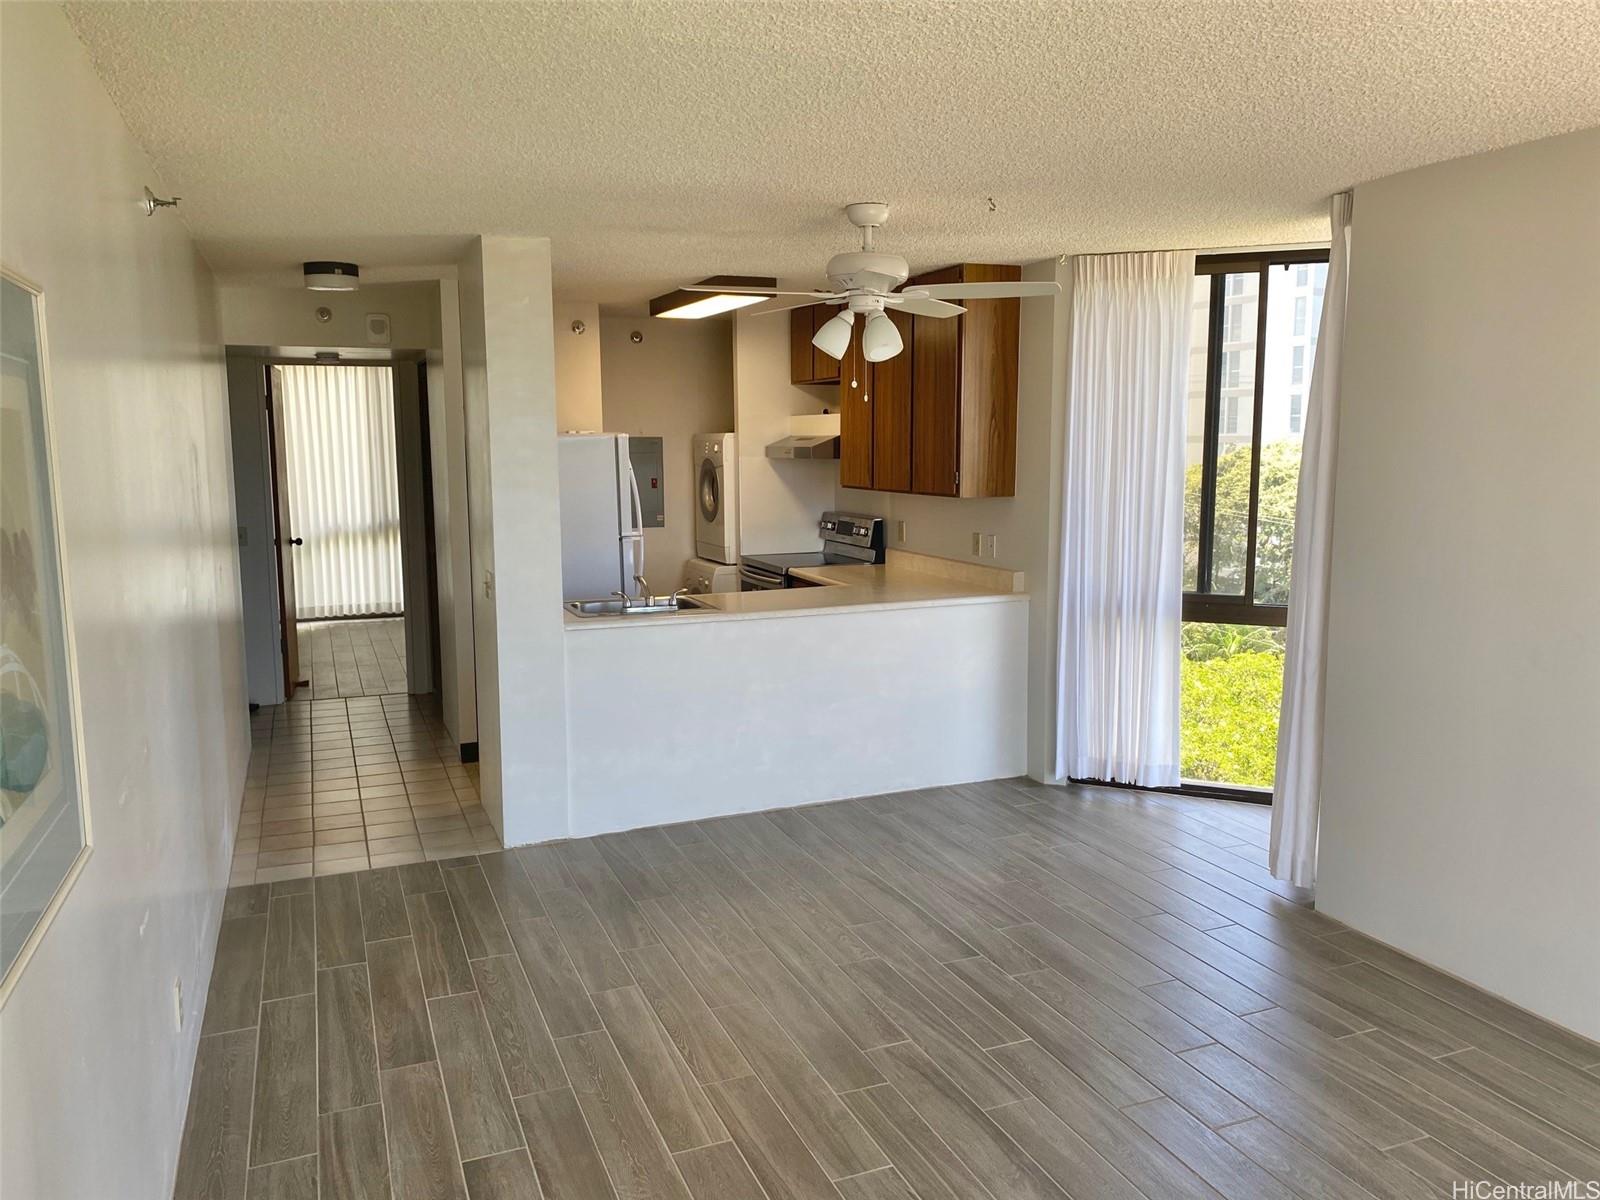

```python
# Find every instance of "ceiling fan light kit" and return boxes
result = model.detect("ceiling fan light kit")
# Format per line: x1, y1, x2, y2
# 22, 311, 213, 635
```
675, 203, 1060, 361
860, 310, 903, 362
812, 308, 855, 359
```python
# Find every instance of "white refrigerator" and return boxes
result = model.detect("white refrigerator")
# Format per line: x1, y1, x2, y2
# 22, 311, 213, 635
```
558, 433, 646, 602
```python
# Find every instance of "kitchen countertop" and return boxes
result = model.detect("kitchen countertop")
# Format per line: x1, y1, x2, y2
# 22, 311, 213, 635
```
563, 552, 1025, 629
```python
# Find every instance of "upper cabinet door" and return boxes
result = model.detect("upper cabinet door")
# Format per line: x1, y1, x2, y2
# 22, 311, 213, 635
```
790, 305, 842, 385
838, 326, 874, 490
790, 305, 815, 383
954, 265, 1021, 497
911, 295, 962, 497
871, 308, 913, 493
810, 305, 841, 383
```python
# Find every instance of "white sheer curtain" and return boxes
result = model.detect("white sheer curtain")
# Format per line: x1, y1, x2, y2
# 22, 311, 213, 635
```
1057, 251, 1195, 786
275, 364, 404, 620
1271, 194, 1352, 887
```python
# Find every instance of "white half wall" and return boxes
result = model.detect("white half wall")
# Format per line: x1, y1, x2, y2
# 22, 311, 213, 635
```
1317, 128, 1600, 1040
458, 237, 568, 845
731, 309, 838, 553
0, 7, 249, 1198
565, 601, 1028, 836
600, 316, 736, 589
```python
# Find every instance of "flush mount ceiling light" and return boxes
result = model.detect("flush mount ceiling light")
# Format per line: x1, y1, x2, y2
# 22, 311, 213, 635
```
303, 261, 360, 291
812, 309, 855, 359
649, 275, 775, 319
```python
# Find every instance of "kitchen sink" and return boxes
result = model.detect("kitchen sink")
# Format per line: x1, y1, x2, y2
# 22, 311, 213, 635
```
565, 595, 711, 618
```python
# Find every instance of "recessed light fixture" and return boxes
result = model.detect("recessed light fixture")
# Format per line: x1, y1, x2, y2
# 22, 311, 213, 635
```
303, 261, 360, 291
649, 275, 774, 320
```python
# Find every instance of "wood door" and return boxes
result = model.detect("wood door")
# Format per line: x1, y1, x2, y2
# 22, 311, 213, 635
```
911, 298, 961, 496
871, 308, 913, 492
837, 325, 874, 490
263, 366, 302, 700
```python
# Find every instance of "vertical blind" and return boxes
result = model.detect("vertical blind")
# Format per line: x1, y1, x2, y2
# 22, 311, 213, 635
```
275, 364, 403, 619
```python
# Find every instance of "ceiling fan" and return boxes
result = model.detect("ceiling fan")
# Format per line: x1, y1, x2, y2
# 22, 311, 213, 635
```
682, 202, 1060, 363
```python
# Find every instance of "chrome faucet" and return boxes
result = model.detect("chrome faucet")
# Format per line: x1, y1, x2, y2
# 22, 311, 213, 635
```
633, 574, 650, 600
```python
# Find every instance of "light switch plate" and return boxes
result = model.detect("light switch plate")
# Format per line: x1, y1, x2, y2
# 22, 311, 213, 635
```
986, 533, 998, 559
896, 520, 907, 544
971, 532, 983, 557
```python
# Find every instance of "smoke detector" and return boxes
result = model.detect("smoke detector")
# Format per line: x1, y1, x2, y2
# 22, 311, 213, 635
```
303, 261, 359, 291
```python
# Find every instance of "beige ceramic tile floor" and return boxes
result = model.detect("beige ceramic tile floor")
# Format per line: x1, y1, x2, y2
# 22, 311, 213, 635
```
298, 616, 409, 698
231, 692, 496, 884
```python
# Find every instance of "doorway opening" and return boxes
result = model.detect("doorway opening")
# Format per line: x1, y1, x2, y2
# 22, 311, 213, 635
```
259, 358, 439, 705
271, 364, 407, 697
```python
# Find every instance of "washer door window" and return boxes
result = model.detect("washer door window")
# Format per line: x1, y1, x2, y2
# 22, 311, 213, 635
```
698, 457, 721, 525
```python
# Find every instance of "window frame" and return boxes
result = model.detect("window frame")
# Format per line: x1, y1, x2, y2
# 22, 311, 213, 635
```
1186, 248, 1328, 630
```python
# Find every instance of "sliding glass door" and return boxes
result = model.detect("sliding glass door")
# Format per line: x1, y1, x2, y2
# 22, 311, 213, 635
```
1181, 251, 1328, 791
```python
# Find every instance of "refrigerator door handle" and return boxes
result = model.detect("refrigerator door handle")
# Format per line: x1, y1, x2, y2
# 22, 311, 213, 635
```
623, 465, 646, 584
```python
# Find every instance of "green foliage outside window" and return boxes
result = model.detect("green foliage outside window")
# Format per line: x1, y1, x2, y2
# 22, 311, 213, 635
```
1180, 440, 1301, 787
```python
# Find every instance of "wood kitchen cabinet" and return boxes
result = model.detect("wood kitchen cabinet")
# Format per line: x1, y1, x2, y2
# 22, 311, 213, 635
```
837, 307, 913, 491
789, 304, 842, 385
837, 263, 1020, 497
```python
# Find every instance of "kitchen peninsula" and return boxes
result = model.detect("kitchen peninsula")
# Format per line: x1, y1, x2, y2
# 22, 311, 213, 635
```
563, 550, 1028, 835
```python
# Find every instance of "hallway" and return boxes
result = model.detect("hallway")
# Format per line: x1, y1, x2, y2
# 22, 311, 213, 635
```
231, 692, 493, 885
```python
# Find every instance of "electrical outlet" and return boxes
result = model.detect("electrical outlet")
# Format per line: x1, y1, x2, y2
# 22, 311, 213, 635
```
986, 533, 998, 559
173, 977, 184, 1031
896, 520, 907, 544
971, 532, 983, 557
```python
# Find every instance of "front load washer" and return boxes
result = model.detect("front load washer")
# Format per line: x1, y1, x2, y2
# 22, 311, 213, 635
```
682, 556, 740, 594
693, 432, 738, 564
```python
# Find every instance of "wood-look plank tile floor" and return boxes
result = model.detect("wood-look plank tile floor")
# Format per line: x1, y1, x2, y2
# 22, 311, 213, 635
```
175, 779, 1600, 1200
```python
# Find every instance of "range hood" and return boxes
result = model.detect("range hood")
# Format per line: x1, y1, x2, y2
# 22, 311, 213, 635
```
766, 412, 842, 460
766, 433, 839, 459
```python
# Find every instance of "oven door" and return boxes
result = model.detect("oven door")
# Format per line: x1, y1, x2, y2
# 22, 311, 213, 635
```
739, 562, 786, 591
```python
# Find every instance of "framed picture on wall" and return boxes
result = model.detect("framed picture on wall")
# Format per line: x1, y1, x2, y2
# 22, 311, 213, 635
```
1, 268, 92, 1003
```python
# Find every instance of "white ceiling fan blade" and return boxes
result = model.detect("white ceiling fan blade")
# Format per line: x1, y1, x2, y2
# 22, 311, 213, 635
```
910, 281, 1062, 300
680, 285, 845, 299
745, 296, 844, 315
887, 296, 965, 318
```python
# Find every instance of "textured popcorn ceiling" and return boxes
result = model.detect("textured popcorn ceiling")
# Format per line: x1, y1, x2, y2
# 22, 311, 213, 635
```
63, 1, 1600, 304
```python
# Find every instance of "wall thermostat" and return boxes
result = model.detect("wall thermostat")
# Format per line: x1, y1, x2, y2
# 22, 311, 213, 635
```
365, 313, 391, 345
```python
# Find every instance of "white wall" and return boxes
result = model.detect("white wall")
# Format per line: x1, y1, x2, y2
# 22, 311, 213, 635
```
224, 354, 283, 705
218, 281, 442, 350
0, 7, 249, 1198
1317, 128, 1600, 1040
600, 317, 736, 588
565, 600, 1028, 836
458, 237, 568, 845
427, 281, 477, 746
553, 301, 604, 432
731, 309, 838, 553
